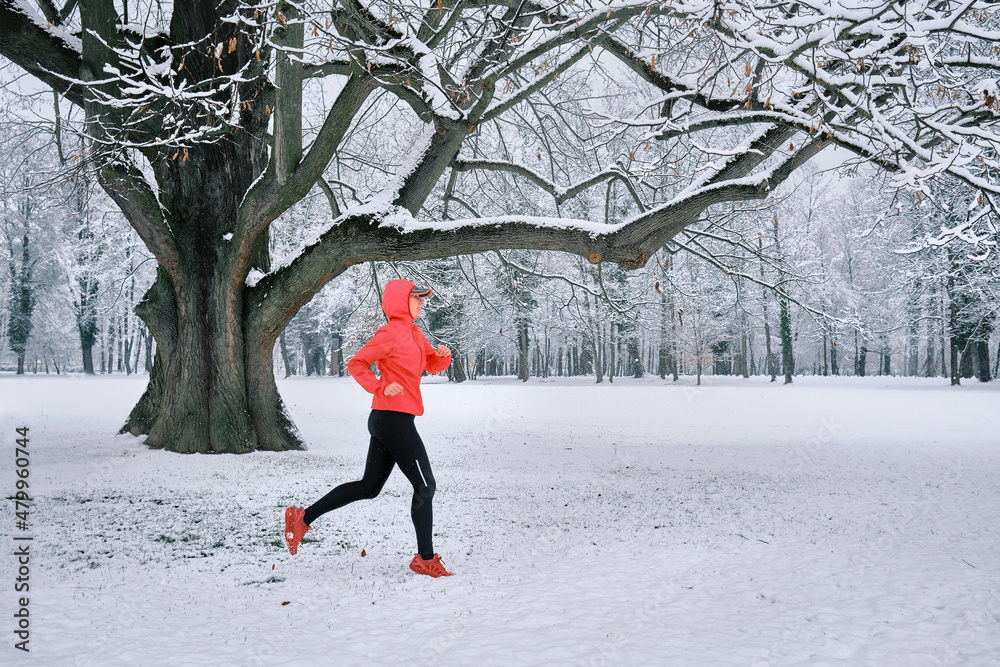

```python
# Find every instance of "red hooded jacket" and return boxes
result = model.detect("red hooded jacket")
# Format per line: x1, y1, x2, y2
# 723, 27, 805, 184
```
347, 279, 452, 416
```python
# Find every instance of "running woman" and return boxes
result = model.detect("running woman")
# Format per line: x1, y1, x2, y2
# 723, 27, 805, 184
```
284, 279, 454, 577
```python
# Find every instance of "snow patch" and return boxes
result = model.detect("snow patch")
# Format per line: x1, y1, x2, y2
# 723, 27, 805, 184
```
246, 268, 265, 287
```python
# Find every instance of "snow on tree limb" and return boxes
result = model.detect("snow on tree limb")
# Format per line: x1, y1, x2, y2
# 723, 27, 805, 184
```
1, 0, 998, 317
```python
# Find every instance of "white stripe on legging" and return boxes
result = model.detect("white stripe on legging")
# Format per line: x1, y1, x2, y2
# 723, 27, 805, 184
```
415, 459, 428, 488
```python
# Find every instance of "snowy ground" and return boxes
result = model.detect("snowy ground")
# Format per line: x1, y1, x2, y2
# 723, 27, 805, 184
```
1, 373, 998, 666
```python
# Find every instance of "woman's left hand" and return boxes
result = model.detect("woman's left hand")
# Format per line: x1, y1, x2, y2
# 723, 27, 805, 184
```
435, 345, 451, 357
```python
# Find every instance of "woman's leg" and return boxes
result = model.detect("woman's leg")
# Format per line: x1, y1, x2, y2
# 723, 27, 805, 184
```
370, 411, 436, 559
303, 424, 394, 527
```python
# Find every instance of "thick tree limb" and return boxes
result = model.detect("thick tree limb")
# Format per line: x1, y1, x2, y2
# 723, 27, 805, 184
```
249, 133, 828, 338
97, 162, 180, 281
273, 3, 304, 186
0, 0, 84, 106
36, 0, 60, 24
619, 137, 829, 251
303, 60, 353, 79
79, 0, 119, 119
236, 73, 376, 266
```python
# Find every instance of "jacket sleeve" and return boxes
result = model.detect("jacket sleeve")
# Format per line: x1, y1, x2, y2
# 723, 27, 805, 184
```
419, 328, 452, 374
347, 326, 397, 395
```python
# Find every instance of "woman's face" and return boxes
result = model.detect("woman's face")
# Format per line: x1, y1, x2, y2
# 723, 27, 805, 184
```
408, 294, 424, 319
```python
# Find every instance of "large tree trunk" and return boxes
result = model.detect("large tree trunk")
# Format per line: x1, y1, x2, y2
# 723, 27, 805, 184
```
81, 346, 94, 375
117, 121, 297, 452
740, 314, 750, 379
770, 219, 793, 384
517, 317, 530, 382
76, 273, 98, 374
106, 318, 115, 374
906, 278, 921, 376
450, 343, 468, 383
924, 312, 936, 378
591, 327, 603, 384
993, 340, 1000, 381
123, 261, 302, 452
8, 228, 34, 376
608, 321, 616, 384
759, 238, 776, 382
332, 332, 344, 377
946, 255, 960, 386
831, 336, 839, 376
279, 331, 293, 377
976, 340, 992, 383
821, 331, 828, 376
628, 332, 643, 378
778, 295, 794, 384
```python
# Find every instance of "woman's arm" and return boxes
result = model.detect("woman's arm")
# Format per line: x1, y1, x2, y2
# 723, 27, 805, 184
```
419, 330, 452, 374
426, 345, 452, 374
347, 327, 397, 394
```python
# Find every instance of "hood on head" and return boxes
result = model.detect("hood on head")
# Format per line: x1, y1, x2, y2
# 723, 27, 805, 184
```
381, 279, 415, 322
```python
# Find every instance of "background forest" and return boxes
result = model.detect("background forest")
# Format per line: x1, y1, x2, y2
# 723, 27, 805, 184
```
3, 104, 995, 386
1, 19, 996, 387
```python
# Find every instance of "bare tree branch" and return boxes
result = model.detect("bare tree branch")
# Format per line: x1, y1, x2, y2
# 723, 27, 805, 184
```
0, 0, 84, 106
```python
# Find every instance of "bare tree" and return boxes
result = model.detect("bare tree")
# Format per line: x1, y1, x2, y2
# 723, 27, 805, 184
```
0, 0, 995, 451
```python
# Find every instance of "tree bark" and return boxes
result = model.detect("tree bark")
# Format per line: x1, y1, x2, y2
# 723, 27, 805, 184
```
759, 237, 776, 382
332, 332, 344, 377
821, 331, 828, 376
76, 266, 98, 374
924, 308, 936, 378
740, 314, 750, 379
778, 296, 793, 384
106, 318, 115, 374
517, 317, 530, 382
973, 340, 991, 382
608, 320, 618, 383
658, 285, 668, 379
450, 343, 468, 383
117, 122, 286, 451
771, 220, 793, 384
589, 297, 603, 383
993, 340, 1000, 382
946, 252, 960, 386
279, 331, 293, 377
7, 224, 35, 375
81, 346, 94, 375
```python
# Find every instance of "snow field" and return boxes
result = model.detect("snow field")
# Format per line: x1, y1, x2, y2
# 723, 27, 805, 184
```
1, 374, 998, 666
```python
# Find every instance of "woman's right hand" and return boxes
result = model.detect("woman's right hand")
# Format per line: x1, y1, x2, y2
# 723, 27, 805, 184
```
383, 382, 403, 396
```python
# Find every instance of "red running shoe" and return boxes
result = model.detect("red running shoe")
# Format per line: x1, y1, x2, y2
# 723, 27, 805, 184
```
284, 507, 310, 555
409, 553, 453, 577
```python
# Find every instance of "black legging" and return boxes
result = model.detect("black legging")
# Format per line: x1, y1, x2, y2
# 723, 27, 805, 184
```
303, 410, 436, 559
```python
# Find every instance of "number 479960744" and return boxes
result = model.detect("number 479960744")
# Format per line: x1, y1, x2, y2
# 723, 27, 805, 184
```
15, 426, 30, 505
